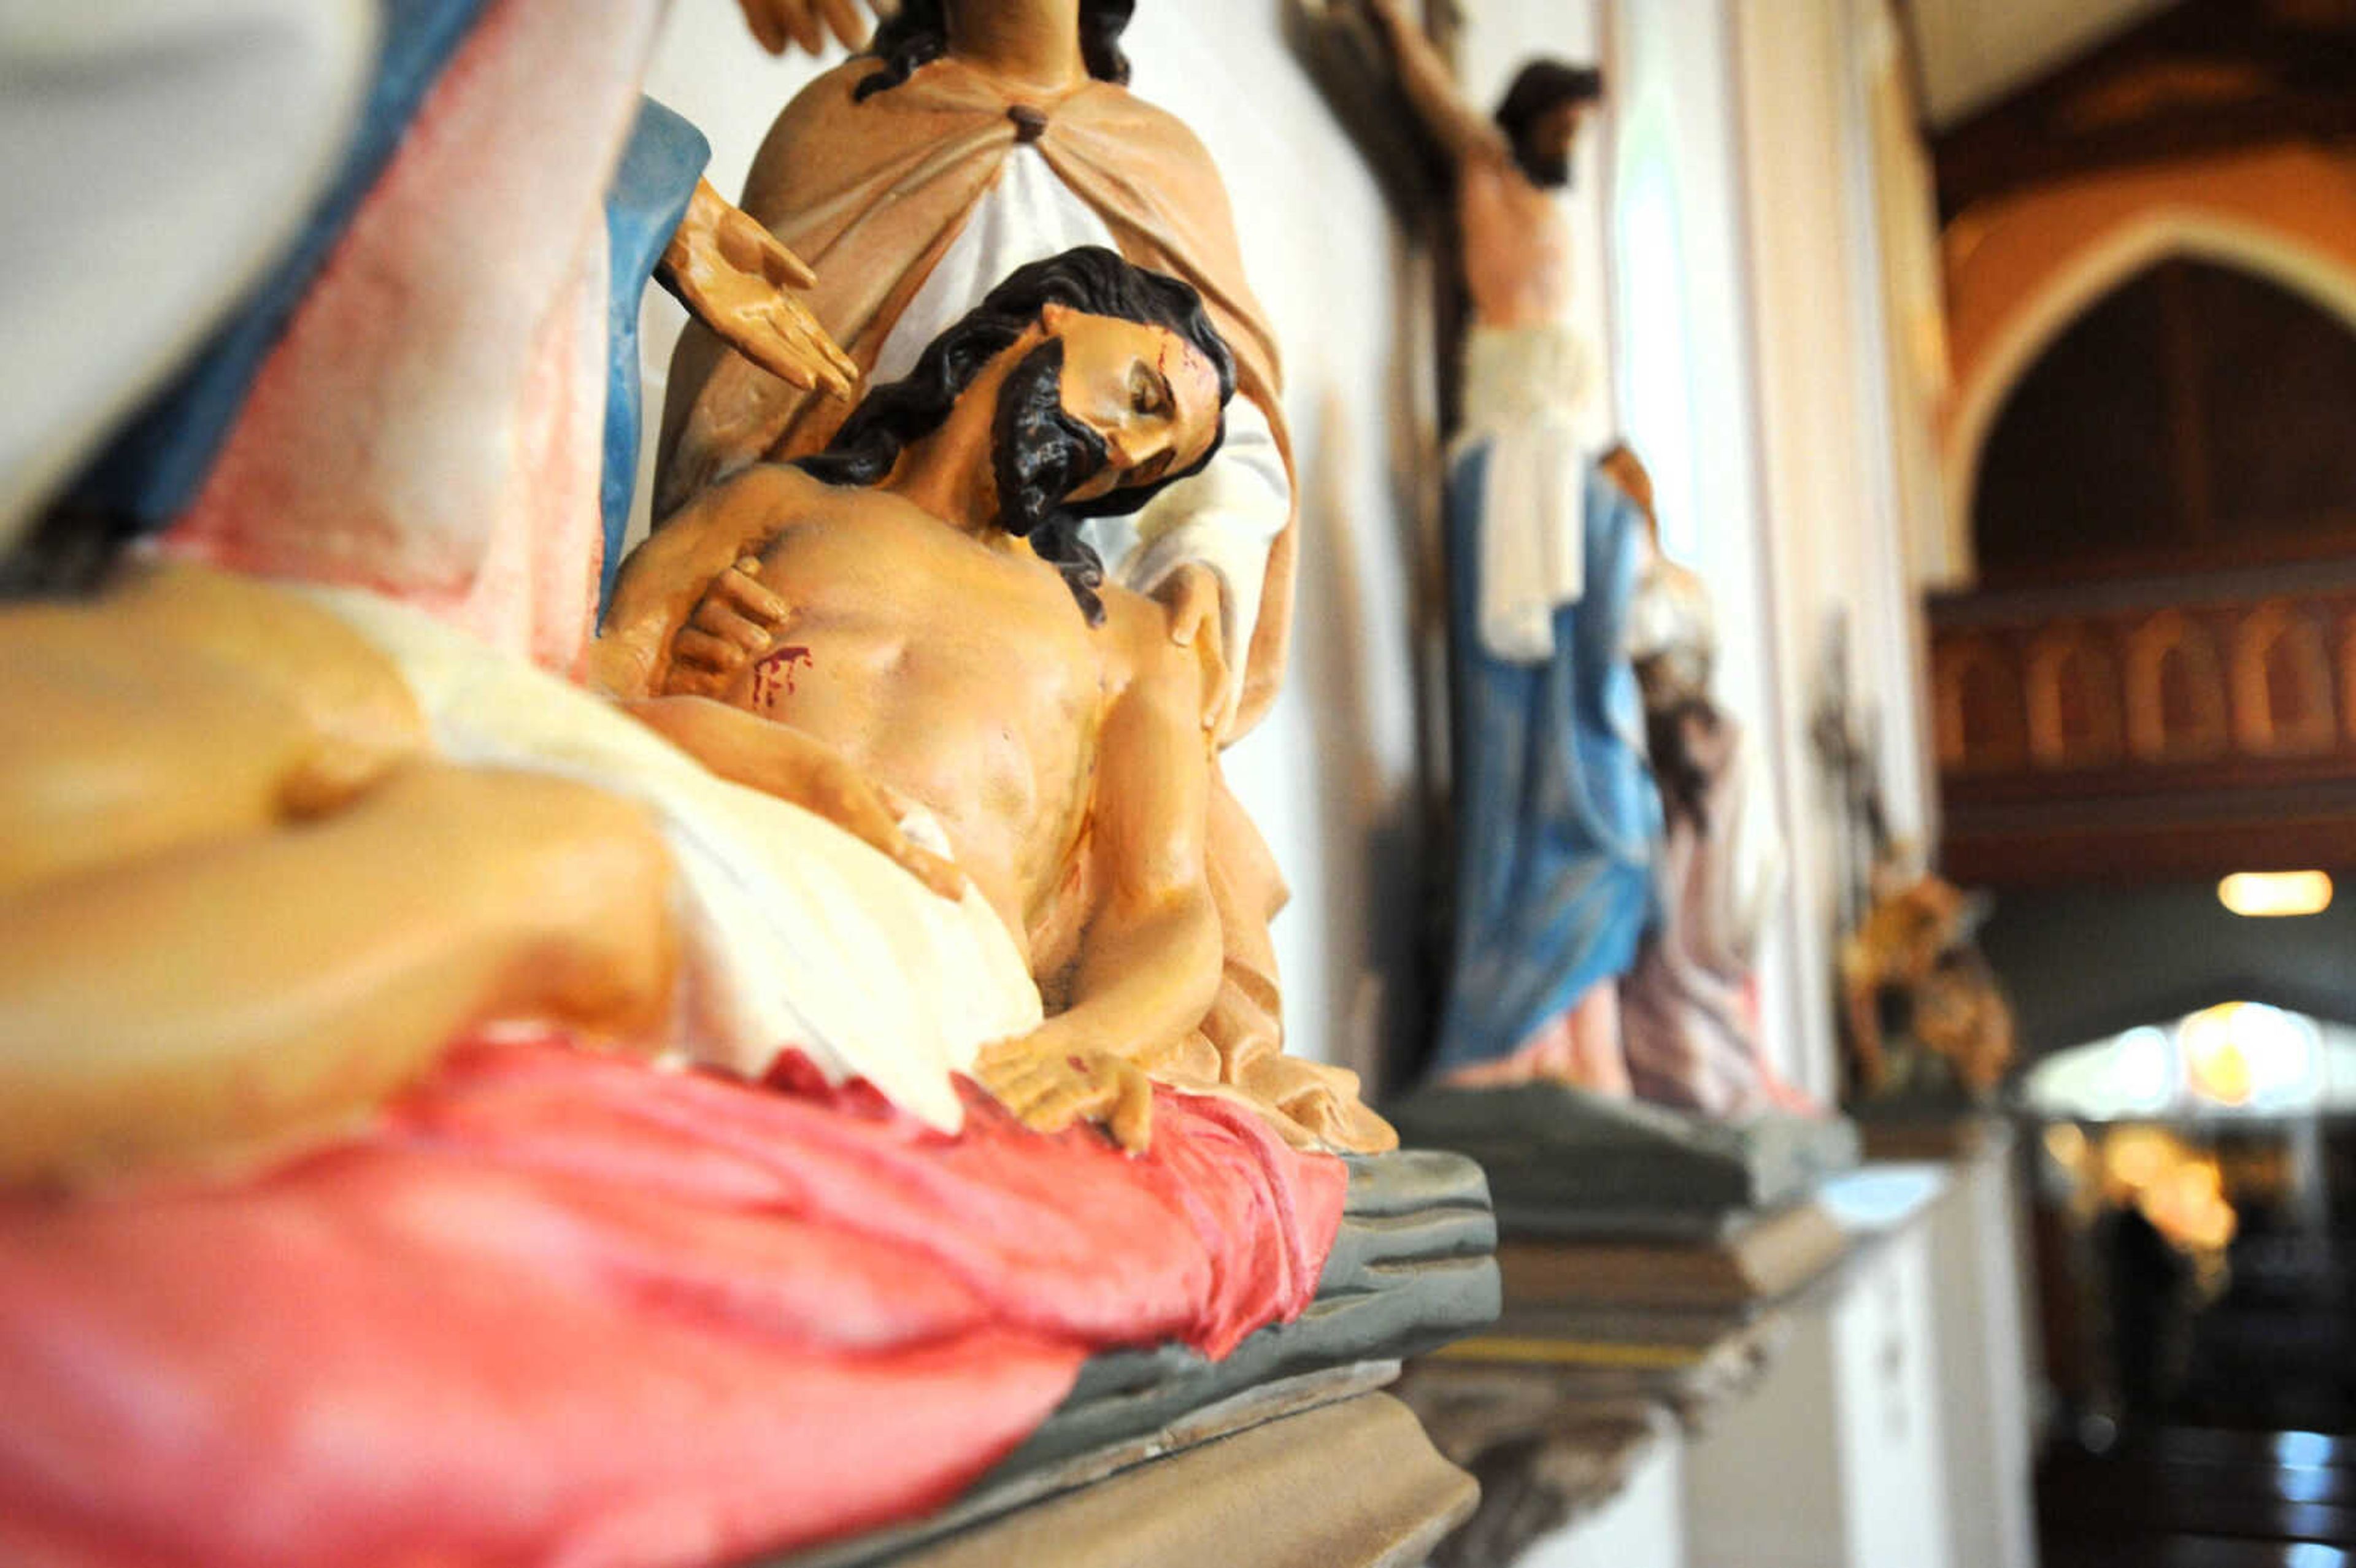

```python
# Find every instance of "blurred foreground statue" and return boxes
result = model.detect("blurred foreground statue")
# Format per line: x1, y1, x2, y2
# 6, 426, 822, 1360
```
1609, 445, 1815, 1120
1814, 641, 2017, 1117
0, 7, 1498, 1564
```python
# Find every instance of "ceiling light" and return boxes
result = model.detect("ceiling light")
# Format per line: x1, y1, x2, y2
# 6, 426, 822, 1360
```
2217, 870, 2333, 918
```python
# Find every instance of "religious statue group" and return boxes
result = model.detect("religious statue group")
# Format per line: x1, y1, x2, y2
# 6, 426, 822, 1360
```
0, 1, 1816, 1562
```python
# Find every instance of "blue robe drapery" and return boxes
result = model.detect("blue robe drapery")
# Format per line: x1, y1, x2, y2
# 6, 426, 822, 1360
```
61, 0, 703, 614
1431, 448, 1661, 1075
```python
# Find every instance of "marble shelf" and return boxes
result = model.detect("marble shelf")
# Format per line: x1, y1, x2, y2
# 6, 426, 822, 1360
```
1394, 1158, 1960, 1567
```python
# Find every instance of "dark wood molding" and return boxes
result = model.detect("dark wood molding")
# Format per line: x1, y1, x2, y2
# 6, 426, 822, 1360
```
1932, 0, 2356, 221
1930, 566, 2356, 886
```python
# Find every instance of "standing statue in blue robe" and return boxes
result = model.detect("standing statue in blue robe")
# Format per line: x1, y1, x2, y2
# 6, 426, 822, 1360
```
1353, 1, 1657, 1085
1431, 429, 1661, 1082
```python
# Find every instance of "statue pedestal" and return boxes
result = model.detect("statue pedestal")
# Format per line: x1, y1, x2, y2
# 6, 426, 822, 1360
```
874, 1392, 1477, 1568
1393, 1157, 1964, 1567
774, 1149, 1502, 1568
1385, 1082, 1860, 1239
1849, 1101, 2006, 1162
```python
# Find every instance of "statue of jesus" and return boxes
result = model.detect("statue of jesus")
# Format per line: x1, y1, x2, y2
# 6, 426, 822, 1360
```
0, 248, 1282, 1177
603, 246, 1242, 1143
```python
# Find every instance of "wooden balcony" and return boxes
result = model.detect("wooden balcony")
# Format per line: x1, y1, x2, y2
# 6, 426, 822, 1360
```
1928, 561, 2356, 886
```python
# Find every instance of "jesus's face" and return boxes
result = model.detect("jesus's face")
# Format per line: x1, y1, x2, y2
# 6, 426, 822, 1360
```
1034, 304, 1225, 503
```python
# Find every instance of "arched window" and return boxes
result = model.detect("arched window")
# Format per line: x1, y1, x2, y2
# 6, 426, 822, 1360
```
1973, 259, 2356, 585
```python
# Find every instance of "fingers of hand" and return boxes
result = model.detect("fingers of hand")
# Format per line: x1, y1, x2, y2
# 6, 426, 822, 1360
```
683, 600, 772, 657
660, 659, 732, 701
813, 315, 860, 387
817, 0, 873, 50
736, 0, 787, 53
717, 209, 772, 275
747, 298, 858, 394
1155, 564, 1218, 647
899, 842, 966, 903
712, 565, 791, 630
1012, 1074, 1116, 1134
783, 0, 824, 53
761, 233, 821, 291
669, 626, 755, 680
1108, 1061, 1154, 1152
827, 776, 941, 886
974, 1047, 1120, 1135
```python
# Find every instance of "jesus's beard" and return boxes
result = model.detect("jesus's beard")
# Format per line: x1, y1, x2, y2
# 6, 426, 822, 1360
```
1517, 147, 1573, 190
991, 339, 1112, 625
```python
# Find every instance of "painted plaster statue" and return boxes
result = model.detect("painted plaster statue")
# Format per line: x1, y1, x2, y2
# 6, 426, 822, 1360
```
638, 0, 1397, 1153
0, 9, 1370, 1561
1355, 1, 1655, 1088
654, 0, 1292, 728
603, 247, 1249, 1150
1815, 651, 2016, 1110
1841, 868, 2016, 1107
1606, 445, 1811, 1120
0, 247, 1248, 1179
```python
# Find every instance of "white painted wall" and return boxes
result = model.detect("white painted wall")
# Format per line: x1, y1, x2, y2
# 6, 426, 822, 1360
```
1683, 1224, 1955, 1568
1926, 1139, 2041, 1568
1727, 0, 1942, 1099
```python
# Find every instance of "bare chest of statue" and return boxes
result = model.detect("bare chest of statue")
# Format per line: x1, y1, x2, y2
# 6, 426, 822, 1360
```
723, 491, 1115, 929
1460, 160, 1572, 330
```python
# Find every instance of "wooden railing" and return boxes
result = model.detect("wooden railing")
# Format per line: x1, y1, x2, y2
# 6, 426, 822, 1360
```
1927, 561, 2356, 885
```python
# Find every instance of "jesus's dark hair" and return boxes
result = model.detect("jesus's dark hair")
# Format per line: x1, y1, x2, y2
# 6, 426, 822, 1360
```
1492, 60, 1604, 188
795, 245, 1234, 621
857, 1, 1136, 101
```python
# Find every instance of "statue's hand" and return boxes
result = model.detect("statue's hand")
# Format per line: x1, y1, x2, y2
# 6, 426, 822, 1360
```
795, 755, 968, 904
661, 558, 792, 699
1355, 0, 1416, 48
734, 0, 874, 56
620, 694, 967, 902
1151, 561, 1234, 738
972, 1035, 1155, 1153
661, 180, 858, 399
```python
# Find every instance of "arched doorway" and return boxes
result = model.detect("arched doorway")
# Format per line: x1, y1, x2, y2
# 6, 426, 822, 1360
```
1973, 258, 2356, 588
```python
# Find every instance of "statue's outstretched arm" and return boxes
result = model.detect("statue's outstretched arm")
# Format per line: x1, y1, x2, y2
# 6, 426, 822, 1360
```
622, 693, 966, 902
1359, 0, 1509, 166
659, 178, 858, 400
735, 0, 874, 56
595, 466, 806, 700
972, 612, 1226, 1151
